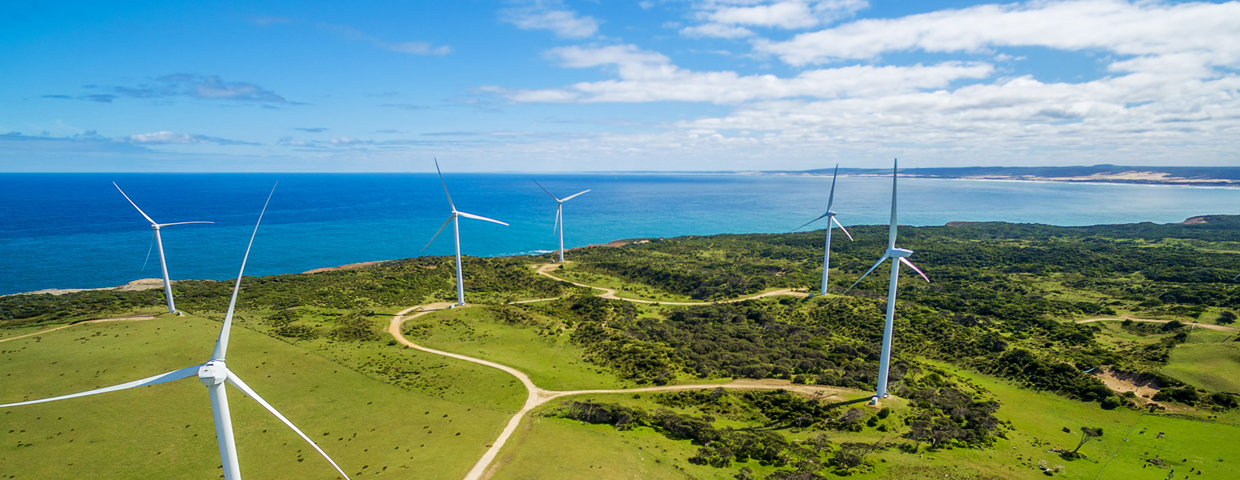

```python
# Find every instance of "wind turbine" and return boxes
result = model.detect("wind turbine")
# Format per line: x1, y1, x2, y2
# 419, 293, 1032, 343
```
1, 185, 352, 480
114, 182, 213, 315
792, 164, 853, 296
422, 159, 509, 306
534, 181, 590, 263
837, 160, 930, 404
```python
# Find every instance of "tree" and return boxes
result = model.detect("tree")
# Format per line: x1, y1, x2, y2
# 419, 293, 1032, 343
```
1218, 310, 1237, 325
1071, 427, 1103, 455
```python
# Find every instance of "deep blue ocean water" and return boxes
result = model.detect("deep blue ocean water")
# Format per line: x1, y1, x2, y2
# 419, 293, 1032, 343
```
2, 173, 1238, 295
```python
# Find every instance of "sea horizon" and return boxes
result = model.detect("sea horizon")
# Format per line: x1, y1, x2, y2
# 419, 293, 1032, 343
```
3, 172, 1239, 295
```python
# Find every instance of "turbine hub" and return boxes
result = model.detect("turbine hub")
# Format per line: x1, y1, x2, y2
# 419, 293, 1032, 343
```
886, 248, 913, 258
198, 361, 227, 386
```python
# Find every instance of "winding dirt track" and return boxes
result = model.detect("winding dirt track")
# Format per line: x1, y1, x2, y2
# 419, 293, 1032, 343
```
0, 315, 159, 344
387, 265, 839, 480
1076, 316, 1239, 332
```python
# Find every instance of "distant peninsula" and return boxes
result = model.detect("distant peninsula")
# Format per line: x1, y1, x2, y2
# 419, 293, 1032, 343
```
754, 165, 1240, 187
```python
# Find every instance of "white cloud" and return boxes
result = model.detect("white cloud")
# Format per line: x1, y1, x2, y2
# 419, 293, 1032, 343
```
708, 2, 820, 29
682, 1, 868, 38
502, 2, 600, 39
481, 2, 1240, 167
320, 23, 452, 55
681, 23, 755, 38
381, 41, 453, 55
501, 44, 993, 104
755, 0, 1240, 67
121, 131, 259, 146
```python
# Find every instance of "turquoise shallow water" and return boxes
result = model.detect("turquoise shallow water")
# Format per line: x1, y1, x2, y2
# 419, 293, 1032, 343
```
2, 172, 1238, 294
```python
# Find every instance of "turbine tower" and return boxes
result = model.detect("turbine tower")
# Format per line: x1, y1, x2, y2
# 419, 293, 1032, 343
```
422, 159, 509, 306
0, 184, 351, 480
838, 160, 930, 404
114, 182, 213, 315
534, 181, 590, 263
791, 164, 853, 296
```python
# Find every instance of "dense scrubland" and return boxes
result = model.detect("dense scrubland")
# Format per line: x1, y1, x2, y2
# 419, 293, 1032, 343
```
4, 216, 1240, 479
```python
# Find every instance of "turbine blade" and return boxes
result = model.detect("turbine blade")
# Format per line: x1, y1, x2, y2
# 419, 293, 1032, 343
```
0, 365, 199, 408
114, 182, 157, 225
791, 215, 827, 233
225, 372, 352, 480
832, 217, 854, 241
156, 221, 215, 227
560, 189, 590, 202
839, 255, 889, 297
899, 257, 930, 283
889, 159, 898, 250
533, 180, 560, 201
422, 216, 453, 252
141, 231, 156, 272
825, 164, 839, 212
212, 182, 277, 362
457, 211, 509, 226
434, 158, 455, 210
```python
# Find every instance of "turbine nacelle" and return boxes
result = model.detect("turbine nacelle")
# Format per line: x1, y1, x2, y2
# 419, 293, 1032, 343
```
886, 248, 913, 258
198, 362, 227, 387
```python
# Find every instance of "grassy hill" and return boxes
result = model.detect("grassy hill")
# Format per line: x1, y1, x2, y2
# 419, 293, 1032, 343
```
4, 216, 1240, 479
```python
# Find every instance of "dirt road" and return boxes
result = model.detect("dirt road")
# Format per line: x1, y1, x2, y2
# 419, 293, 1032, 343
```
0, 315, 160, 344
388, 296, 854, 480
1076, 316, 1238, 333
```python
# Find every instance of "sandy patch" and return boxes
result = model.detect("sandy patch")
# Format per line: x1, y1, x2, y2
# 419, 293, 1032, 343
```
9, 278, 165, 297
301, 260, 387, 274
1092, 367, 1163, 400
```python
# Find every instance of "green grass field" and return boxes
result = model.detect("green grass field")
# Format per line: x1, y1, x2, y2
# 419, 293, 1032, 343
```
482, 362, 1240, 480
403, 306, 631, 391
0, 315, 523, 480
550, 265, 697, 302
0, 306, 169, 340
1163, 342, 1240, 394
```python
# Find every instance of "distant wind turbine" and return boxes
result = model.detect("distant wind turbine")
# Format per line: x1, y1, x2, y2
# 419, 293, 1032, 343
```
114, 182, 213, 315
422, 159, 509, 306
534, 181, 590, 263
792, 164, 853, 296
0, 184, 352, 480
837, 160, 930, 404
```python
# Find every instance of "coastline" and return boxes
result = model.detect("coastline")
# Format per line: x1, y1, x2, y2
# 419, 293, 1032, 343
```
745, 172, 1240, 188
2, 214, 1220, 296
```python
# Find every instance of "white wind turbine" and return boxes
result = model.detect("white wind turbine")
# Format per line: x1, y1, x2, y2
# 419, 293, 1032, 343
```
792, 164, 854, 296
534, 181, 590, 263
114, 182, 213, 315
0, 185, 351, 480
422, 160, 509, 307
837, 160, 930, 404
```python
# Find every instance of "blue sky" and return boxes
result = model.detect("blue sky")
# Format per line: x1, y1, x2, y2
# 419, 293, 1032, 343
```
2, 0, 1238, 172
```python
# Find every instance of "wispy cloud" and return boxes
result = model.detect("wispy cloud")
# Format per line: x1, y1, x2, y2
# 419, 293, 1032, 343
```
294, 127, 329, 132
42, 93, 119, 103
494, 44, 993, 104
45, 74, 296, 105
246, 16, 293, 26
379, 103, 432, 110
320, 23, 452, 55
501, 0, 600, 38
682, 0, 868, 38
120, 131, 260, 146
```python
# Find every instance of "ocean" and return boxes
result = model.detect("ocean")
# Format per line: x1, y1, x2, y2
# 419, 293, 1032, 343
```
2, 172, 1238, 295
